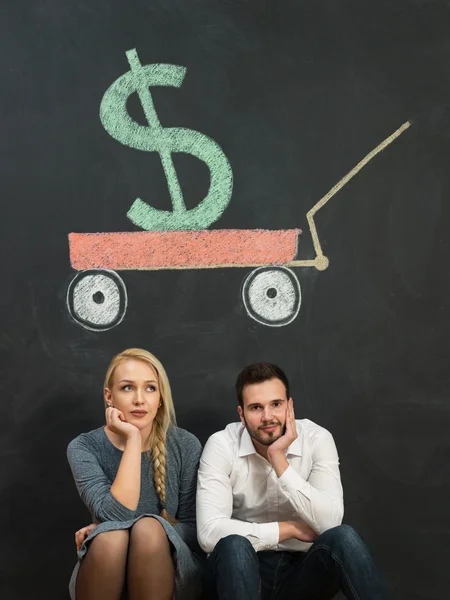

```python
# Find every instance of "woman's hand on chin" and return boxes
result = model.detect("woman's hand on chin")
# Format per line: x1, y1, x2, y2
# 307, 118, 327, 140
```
106, 407, 140, 439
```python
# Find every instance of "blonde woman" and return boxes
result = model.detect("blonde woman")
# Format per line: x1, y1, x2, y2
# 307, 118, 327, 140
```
67, 348, 203, 600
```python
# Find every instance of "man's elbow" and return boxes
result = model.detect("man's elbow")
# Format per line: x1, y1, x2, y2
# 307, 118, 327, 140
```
317, 504, 344, 534
197, 523, 219, 554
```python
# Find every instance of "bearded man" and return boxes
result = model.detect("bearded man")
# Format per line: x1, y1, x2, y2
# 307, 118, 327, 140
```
196, 362, 389, 600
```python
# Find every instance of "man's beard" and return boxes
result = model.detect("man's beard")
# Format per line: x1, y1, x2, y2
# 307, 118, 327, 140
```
243, 415, 286, 446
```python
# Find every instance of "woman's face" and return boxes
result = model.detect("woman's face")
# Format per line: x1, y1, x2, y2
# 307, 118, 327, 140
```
104, 359, 162, 433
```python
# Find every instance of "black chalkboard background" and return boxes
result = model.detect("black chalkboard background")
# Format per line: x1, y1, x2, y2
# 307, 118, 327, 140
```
1, 1, 450, 598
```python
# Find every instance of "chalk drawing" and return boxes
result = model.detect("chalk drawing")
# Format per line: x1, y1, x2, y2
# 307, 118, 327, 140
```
242, 267, 301, 326
100, 49, 233, 231
67, 270, 127, 332
68, 229, 301, 270
241, 120, 411, 325
287, 120, 411, 272
67, 44, 411, 330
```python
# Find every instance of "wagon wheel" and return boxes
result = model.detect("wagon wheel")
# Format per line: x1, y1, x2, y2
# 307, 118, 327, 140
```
242, 267, 301, 326
67, 269, 128, 331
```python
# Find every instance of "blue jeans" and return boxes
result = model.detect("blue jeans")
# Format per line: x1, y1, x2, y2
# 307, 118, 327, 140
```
205, 525, 389, 600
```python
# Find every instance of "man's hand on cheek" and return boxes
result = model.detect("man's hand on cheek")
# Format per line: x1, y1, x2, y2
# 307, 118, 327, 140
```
267, 399, 298, 476
267, 398, 298, 455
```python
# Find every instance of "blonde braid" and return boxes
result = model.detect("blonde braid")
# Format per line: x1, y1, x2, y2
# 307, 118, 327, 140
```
151, 421, 178, 524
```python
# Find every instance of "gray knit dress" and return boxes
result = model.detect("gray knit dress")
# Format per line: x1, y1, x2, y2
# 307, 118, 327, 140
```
67, 425, 204, 600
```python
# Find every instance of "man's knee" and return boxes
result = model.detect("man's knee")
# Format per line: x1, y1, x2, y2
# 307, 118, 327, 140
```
213, 535, 256, 563
318, 525, 367, 555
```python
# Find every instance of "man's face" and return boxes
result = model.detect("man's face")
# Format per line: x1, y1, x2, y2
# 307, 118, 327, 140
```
238, 377, 289, 447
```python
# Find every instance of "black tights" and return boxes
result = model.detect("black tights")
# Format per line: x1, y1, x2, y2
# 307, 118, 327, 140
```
75, 517, 174, 600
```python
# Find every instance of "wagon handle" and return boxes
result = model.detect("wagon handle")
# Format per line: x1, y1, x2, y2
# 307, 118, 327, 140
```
287, 120, 411, 271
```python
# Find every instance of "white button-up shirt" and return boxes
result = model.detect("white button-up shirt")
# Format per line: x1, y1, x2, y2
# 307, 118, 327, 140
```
196, 419, 344, 553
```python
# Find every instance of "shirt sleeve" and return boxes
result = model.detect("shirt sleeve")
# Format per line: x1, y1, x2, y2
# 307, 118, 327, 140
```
172, 434, 203, 553
277, 429, 344, 534
67, 435, 136, 522
196, 433, 279, 553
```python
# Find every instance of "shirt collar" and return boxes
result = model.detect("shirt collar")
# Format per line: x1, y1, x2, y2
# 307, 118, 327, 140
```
238, 423, 303, 458
286, 434, 303, 457
238, 426, 257, 457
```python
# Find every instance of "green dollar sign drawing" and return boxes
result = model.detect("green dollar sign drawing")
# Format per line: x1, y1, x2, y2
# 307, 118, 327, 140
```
99, 49, 233, 231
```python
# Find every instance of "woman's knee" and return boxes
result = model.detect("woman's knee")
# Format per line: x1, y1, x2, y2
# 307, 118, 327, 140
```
86, 530, 129, 558
130, 517, 169, 553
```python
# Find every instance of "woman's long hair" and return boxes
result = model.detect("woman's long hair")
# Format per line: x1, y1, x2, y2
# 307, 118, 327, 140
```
104, 348, 178, 523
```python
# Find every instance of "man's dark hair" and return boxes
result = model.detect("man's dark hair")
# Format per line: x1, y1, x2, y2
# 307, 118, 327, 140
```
235, 362, 290, 408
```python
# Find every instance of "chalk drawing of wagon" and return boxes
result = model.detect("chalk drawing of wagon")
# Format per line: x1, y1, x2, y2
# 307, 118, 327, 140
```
66, 121, 410, 331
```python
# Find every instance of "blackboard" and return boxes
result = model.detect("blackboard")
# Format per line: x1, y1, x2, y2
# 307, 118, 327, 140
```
1, 1, 450, 599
